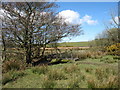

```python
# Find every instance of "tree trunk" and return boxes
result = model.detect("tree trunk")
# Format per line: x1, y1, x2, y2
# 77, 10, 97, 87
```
24, 29, 32, 64
2, 33, 6, 61
118, 28, 120, 43
25, 45, 32, 64
41, 44, 46, 57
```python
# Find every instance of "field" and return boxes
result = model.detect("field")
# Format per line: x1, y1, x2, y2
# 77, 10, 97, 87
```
48, 41, 90, 47
2, 55, 119, 88
2, 41, 119, 88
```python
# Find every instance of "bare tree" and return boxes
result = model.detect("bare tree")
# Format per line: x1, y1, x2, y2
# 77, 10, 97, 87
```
1, 2, 82, 64
95, 5, 120, 48
104, 5, 120, 43
1, 2, 58, 64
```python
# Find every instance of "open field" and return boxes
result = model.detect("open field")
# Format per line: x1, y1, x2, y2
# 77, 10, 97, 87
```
2, 42, 119, 88
2, 55, 118, 88
48, 41, 90, 47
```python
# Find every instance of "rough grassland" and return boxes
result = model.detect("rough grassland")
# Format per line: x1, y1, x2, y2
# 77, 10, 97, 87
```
3, 55, 118, 88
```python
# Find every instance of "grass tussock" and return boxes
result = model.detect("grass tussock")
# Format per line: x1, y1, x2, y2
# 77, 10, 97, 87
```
85, 67, 93, 73
42, 76, 56, 88
2, 54, 118, 88
87, 75, 118, 88
67, 78, 80, 88
2, 70, 26, 85
87, 67, 118, 88
95, 68, 108, 80
63, 64, 80, 73
3, 60, 26, 73
47, 69, 67, 80
87, 79, 97, 88
31, 65, 48, 75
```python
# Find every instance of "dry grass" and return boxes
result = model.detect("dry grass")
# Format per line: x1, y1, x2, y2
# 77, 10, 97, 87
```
41, 76, 56, 88
3, 60, 26, 73
87, 75, 118, 88
2, 70, 26, 85
47, 68, 67, 80
63, 64, 80, 73
31, 65, 48, 75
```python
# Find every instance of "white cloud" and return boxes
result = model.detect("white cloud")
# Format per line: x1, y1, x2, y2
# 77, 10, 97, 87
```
58, 10, 81, 25
58, 10, 98, 25
114, 16, 119, 24
81, 15, 98, 25
82, 15, 92, 21
110, 16, 119, 25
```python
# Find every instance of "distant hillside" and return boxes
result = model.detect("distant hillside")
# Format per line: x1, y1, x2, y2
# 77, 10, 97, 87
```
58, 42, 90, 47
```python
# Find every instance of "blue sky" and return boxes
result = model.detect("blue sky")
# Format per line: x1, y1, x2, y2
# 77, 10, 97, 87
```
55, 2, 118, 42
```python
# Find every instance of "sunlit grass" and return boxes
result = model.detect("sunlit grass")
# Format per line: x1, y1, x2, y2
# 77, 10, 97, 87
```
2, 55, 118, 88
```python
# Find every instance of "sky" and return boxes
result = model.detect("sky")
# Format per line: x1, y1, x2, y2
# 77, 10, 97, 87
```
0, 1, 118, 43
55, 2, 118, 42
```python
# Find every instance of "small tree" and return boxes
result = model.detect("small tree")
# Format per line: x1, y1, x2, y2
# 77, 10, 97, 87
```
94, 6, 120, 48
95, 28, 119, 47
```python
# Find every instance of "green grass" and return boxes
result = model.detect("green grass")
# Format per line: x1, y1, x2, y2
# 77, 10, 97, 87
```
2, 55, 118, 88
48, 41, 90, 47
2, 70, 26, 85
83, 55, 119, 64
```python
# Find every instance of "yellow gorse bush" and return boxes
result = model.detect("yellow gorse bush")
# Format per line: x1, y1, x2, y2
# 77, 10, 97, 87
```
106, 43, 120, 55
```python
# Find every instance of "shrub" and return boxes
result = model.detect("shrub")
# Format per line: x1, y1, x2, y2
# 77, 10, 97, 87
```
90, 51, 104, 59
106, 43, 120, 55
3, 60, 26, 73
73, 52, 91, 59
59, 49, 91, 59
32, 65, 48, 75
72, 50, 104, 60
